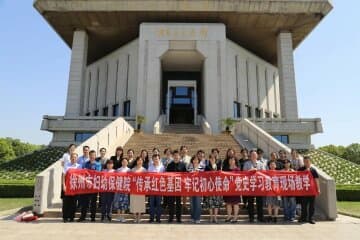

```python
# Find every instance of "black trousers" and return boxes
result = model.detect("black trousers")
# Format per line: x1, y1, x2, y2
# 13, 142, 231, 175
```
246, 196, 264, 221
301, 196, 315, 221
80, 193, 98, 220
167, 196, 182, 221
62, 195, 77, 221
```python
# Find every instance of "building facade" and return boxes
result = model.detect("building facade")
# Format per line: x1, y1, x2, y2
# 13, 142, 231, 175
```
36, 0, 332, 149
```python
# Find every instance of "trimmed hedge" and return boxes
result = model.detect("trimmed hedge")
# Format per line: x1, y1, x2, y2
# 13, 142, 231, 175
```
336, 184, 360, 201
0, 183, 34, 198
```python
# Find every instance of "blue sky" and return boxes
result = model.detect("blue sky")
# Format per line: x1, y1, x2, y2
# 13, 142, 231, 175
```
0, 0, 358, 147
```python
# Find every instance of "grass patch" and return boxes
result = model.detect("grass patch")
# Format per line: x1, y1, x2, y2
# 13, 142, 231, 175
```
337, 201, 360, 218
0, 198, 33, 212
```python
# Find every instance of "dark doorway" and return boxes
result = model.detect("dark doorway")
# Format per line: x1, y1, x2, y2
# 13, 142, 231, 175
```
169, 86, 195, 124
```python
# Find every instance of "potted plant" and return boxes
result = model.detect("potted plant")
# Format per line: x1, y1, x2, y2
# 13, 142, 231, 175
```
221, 117, 237, 134
136, 115, 146, 133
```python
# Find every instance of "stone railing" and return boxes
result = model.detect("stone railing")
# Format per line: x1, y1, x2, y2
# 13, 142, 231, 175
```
233, 118, 337, 220
253, 118, 323, 134
199, 115, 212, 135
234, 118, 291, 156
33, 117, 134, 215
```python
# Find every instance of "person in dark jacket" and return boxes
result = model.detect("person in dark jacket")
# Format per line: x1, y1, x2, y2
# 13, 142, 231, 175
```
166, 150, 187, 223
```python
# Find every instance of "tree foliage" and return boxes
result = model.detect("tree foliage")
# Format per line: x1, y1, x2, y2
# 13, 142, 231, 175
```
0, 138, 43, 163
319, 143, 360, 165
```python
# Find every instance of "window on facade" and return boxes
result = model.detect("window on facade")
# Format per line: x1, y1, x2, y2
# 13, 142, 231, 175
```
233, 101, 241, 118
123, 100, 131, 117
265, 112, 270, 118
102, 107, 108, 116
75, 132, 94, 142
94, 110, 99, 116
246, 105, 252, 118
255, 108, 261, 118
274, 135, 289, 144
112, 104, 120, 117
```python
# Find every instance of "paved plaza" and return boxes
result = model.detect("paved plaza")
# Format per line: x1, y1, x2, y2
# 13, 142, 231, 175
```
0, 211, 358, 240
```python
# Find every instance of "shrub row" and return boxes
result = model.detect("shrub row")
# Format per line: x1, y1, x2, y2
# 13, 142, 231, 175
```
0, 183, 34, 198
336, 184, 360, 201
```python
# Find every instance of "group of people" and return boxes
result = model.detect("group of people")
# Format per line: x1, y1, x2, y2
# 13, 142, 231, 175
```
61, 144, 320, 224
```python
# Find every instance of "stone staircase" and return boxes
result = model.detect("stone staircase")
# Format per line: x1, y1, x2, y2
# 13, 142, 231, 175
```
163, 124, 203, 134
123, 132, 242, 159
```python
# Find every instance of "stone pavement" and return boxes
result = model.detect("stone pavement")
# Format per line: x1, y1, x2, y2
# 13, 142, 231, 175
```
0, 214, 359, 240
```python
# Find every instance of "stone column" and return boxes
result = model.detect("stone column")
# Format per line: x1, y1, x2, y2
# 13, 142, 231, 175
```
277, 31, 298, 119
65, 30, 88, 117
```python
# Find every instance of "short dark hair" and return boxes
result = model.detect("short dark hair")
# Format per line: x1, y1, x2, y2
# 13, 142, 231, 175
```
197, 149, 205, 155
152, 147, 160, 153
83, 145, 90, 150
89, 150, 96, 155
135, 156, 143, 165
240, 148, 248, 154
164, 148, 172, 154
106, 159, 114, 165
121, 157, 129, 162
100, 147, 107, 152
127, 149, 134, 154
152, 154, 160, 159
257, 148, 264, 154
173, 150, 180, 155
211, 148, 220, 154
303, 156, 311, 161
249, 149, 257, 154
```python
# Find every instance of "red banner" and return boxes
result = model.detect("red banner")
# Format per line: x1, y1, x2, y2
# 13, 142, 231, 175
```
64, 169, 319, 196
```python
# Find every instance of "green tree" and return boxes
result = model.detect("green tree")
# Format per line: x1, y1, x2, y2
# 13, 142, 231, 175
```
344, 143, 360, 165
0, 139, 16, 162
5, 138, 41, 157
319, 144, 346, 157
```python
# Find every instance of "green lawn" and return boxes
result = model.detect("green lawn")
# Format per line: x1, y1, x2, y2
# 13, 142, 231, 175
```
0, 198, 33, 212
337, 201, 360, 218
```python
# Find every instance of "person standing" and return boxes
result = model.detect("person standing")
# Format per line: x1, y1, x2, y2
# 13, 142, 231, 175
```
62, 152, 81, 223
299, 156, 321, 224
77, 145, 90, 167
100, 160, 116, 222
113, 158, 130, 223
96, 147, 108, 167
110, 146, 124, 170
223, 156, 241, 223
243, 150, 266, 223
187, 155, 205, 224
78, 150, 102, 222
282, 159, 297, 222
130, 157, 147, 223
166, 150, 187, 223
161, 148, 173, 168
61, 144, 76, 167
266, 160, 281, 223
204, 154, 222, 223
147, 154, 165, 223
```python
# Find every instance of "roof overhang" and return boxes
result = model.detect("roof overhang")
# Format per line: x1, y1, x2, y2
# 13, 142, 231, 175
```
34, 0, 333, 64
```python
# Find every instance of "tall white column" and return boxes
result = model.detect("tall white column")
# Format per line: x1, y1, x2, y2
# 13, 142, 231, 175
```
65, 30, 88, 117
277, 31, 298, 119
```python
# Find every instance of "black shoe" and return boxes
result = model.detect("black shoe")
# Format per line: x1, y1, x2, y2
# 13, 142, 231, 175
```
258, 218, 265, 223
168, 219, 173, 223
231, 219, 238, 223
91, 218, 95, 222
309, 219, 316, 224
107, 216, 112, 222
249, 218, 254, 223
225, 218, 232, 222
63, 219, 68, 223
101, 216, 105, 222
149, 219, 154, 223
69, 218, 74, 222
156, 219, 161, 223
176, 219, 182, 223
77, 218, 85, 222
273, 217, 277, 223
298, 218, 306, 223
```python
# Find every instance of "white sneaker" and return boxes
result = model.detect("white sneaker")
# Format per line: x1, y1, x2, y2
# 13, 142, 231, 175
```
121, 218, 127, 223
195, 220, 201, 224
